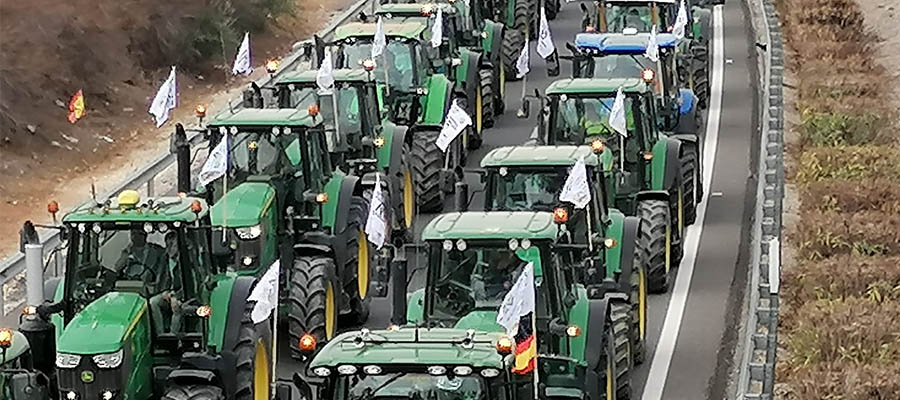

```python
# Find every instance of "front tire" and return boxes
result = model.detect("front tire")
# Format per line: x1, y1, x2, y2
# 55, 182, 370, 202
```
610, 301, 633, 400
629, 250, 648, 365
344, 194, 373, 325
478, 67, 496, 133
163, 385, 224, 400
410, 130, 445, 213
501, 0, 532, 79
288, 256, 339, 359
680, 144, 699, 225
637, 200, 673, 294
234, 305, 271, 400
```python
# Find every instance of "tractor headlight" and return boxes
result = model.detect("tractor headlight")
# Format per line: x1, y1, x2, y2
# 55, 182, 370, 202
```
313, 367, 332, 377
480, 368, 500, 378
56, 353, 82, 369
92, 349, 124, 369
415, 87, 429, 95
236, 225, 262, 240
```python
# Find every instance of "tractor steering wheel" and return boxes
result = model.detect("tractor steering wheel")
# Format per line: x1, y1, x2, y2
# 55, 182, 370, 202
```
434, 280, 476, 318
71, 264, 117, 305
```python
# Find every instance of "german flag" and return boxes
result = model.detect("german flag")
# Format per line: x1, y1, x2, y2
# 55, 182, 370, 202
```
67, 89, 85, 124
512, 313, 537, 374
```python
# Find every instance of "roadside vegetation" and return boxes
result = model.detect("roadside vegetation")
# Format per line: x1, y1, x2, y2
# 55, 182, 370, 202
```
776, 0, 900, 398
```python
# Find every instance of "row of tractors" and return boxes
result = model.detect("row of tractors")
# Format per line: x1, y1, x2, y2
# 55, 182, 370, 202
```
1, 0, 722, 399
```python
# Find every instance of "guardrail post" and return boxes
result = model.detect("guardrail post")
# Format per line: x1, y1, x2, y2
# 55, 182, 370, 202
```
147, 178, 155, 198
25, 243, 44, 306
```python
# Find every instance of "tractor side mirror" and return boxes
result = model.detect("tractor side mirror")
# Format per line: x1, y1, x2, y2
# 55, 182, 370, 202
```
454, 181, 470, 212
517, 98, 531, 119
390, 255, 409, 326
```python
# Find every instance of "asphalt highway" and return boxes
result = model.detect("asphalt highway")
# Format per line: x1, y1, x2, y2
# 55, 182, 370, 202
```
277, 1, 760, 398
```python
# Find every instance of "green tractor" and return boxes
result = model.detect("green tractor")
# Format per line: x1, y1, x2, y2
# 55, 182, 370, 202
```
520, 78, 691, 293
294, 327, 605, 400
376, 1, 508, 121
19, 192, 278, 399
393, 211, 635, 399
479, 0, 539, 78
175, 108, 386, 355
245, 68, 415, 236
466, 145, 647, 365
0, 328, 52, 399
319, 19, 470, 213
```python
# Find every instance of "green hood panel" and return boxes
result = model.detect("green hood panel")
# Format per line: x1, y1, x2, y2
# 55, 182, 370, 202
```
605, 210, 626, 276
57, 292, 147, 354
454, 311, 504, 333
422, 74, 452, 125
210, 182, 276, 228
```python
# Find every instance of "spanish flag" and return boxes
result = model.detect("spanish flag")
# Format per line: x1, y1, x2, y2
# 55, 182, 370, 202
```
512, 313, 537, 374
67, 89, 85, 123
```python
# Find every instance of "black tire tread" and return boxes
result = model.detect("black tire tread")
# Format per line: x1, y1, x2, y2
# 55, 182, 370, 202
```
344, 194, 372, 324
162, 385, 224, 400
478, 67, 496, 133
611, 301, 633, 400
410, 130, 444, 213
680, 145, 699, 225
629, 248, 647, 365
637, 200, 672, 294
501, 0, 532, 79
288, 256, 337, 358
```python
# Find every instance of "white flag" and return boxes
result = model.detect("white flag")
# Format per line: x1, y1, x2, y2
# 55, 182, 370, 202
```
645, 25, 660, 63
609, 87, 627, 137
537, 7, 555, 59
248, 260, 280, 324
365, 174, 388, 249
148, 66, 177, 128
198, 135, 228, 186
436, 101, 472, 152
232, 32, 253, 76
317, 47, 335, 95
431, 8, 444, 48
372, 17, 387, 59
672, 0, 688, 39
496, 262, 535, 337
515, 40, 530, 78
559, 158, 591, 209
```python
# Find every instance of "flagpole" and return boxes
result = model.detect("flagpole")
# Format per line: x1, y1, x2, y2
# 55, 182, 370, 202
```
331, 90, 342, 155
270, 268, 279, 394
531, 311, 540, 400
382, 53, 391, 97
222, 134, 229, 244
619, 135, 625, 177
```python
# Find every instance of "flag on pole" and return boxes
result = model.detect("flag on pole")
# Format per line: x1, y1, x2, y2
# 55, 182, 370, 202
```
248, 260, 281, 324
559, 158, 591, 209
365, 174, 388, 249
67, 89, 85, 124
431, 7, 443, 48
317, 47, 335, 95
609, 87, 627, 137
199, 135, 228, 186
536, 7, 555, 59
149, 66, 177, 128
645, 25, 660, 63
232, 32, 253, 76
496, 263, 537, 374
672, 0, 688, 39
516, 40, 530, 78
372, 16, 387, 59
435, 101, 472, 152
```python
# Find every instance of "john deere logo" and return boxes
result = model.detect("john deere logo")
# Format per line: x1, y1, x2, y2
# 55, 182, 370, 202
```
81, 370, 94, 383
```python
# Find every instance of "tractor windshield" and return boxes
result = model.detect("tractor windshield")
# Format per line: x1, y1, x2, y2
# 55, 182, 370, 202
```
337, 373, 487, 400
340, 41, 417, 91
604, 2, 677, 32
584, 54, 676, 97
64, 224, 209, 323
285, 85, 365, 141
488, 168, 568, 211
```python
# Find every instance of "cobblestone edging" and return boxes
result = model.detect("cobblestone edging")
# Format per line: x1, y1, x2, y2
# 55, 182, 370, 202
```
737, 0, 784, 397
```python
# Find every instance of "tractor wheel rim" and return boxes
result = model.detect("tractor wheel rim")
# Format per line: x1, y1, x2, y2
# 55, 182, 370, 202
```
476, 86, 484, 134
325, 283, 336, 340
606, 355, 614, 399
500, 66, 506, 98
254, 341, 270, 400
665, 222, 671, 274
403, 168, 414, 227
678, 186, 684, 234
639, 267, 647, 340
357, 229, 369, 299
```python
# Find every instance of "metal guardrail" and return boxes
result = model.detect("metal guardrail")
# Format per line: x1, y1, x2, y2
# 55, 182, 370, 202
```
736, 0, 784, 397
0, 0, 373, 320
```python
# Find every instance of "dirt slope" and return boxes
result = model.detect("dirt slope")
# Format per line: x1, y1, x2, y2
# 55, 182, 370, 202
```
0, 0, 347, 254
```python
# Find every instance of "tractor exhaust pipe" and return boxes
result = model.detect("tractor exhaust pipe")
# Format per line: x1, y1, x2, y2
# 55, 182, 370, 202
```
21, 222, 42, 308
173, 124, 191, 194
390, 255, 408, 327
19, 221, 56, 379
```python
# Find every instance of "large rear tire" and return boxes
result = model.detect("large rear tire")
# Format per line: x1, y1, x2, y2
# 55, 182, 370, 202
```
163, 385, 224, 400
610, 301, 633, 400
637, 200, 673, 294
288, 256, 339, 359
595, 322, 619, 400
680, 144, 699, 225
344, 194, 372, 325
234, 304, 271, 400
544, 0, 559, 20
410, 130, 445, 213
690, 46, 710, 109
502, 0, 532, 79
629, 249, 648, 365
478, 67, 496, 133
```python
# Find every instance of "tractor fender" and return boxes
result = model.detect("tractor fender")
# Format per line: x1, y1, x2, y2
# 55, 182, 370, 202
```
482, 20, 504, 63
294, 242, 334, 257
422, 74, 454, 125
650, 138, 682, 190
166, 369, 217, 386
457, 47, 483, 98
583, 293, 628, 371
203, 274, 257, 395
635, 190, 672, 204
606, 211, 640, 295
379, 122, 408, 179
334, 175, 361, 236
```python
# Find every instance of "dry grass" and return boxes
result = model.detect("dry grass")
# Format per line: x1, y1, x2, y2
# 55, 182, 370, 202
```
777, 0, 900, 396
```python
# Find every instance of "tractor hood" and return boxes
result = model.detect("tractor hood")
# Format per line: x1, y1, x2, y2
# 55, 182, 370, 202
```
57, 292, 147, 355
454, 311, 504, 333
210, 182, 276, 228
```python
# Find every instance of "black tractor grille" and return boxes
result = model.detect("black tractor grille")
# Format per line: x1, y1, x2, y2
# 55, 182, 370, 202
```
58, 356, 122, 399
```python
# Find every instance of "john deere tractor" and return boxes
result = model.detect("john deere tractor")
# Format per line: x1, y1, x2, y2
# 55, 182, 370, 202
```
376, 1, 508, 123
520, 77, 690, 293
479, 0, 539, 78
244, 68, 415, 237
176, 108, 385, 356
19, 192, 276, 399
0, 328, 52, 399
322, 19, 469, 213
468, 145, 647, 365
392, 211, 634, 399
293, 327, 605, 400
577, 0, 710, 47
571, 31, 705, 221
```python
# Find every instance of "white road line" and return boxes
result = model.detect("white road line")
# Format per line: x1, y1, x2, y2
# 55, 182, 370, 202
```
641, 5, 725, 399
